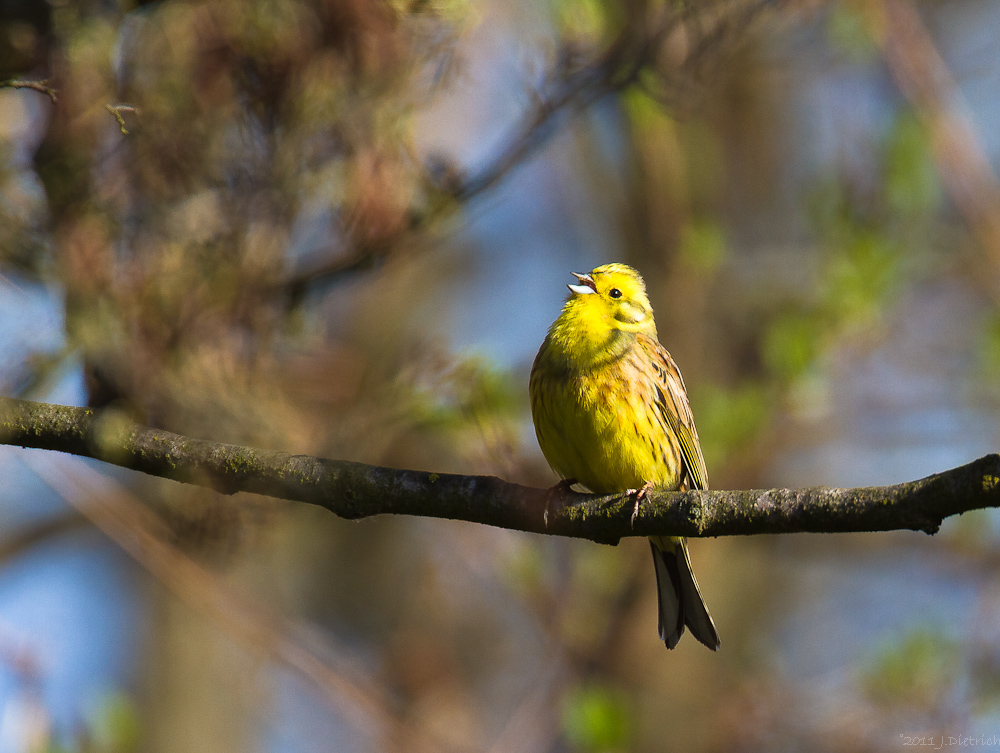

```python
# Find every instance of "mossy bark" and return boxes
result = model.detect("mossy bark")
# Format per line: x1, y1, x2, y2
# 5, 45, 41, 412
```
1, 397, 997, 543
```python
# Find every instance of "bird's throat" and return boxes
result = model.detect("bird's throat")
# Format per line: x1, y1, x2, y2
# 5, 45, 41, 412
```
548, 307, 636, 372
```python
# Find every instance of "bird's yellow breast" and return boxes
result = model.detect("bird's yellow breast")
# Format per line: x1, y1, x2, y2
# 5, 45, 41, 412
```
529, 338, 683, 495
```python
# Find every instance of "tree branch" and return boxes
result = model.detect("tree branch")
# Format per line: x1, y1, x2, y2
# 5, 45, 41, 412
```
0, 396, 995, 543
277, 0, 779, 296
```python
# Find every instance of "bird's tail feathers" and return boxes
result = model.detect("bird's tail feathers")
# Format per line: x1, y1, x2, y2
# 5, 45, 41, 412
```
649, 536, 720, 651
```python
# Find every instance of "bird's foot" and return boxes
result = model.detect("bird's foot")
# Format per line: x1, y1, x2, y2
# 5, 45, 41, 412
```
630, 481, 656, 528
544, 478, 577, 528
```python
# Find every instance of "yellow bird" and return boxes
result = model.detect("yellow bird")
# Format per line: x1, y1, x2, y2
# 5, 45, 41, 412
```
529, 263, 719, 650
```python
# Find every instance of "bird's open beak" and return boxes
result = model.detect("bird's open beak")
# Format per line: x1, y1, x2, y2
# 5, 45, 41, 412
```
567, 272, 596, 296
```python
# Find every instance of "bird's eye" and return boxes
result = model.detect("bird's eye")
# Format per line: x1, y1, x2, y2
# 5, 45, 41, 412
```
609, 288, 622, 299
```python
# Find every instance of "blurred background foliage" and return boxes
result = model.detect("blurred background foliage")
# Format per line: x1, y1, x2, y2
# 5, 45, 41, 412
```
0, 0, 999, 751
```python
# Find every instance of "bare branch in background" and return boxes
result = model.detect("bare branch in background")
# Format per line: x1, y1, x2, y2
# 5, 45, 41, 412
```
0, 512, 88, 565
1, 397, 995, 541
105, 104, 141, 135
0, 78, 57, 102
279, 0, 780, 296
873, 0, 1000, 296
3, 2, 778, 308
1, 78, 143, 135
21, 452, 463, 753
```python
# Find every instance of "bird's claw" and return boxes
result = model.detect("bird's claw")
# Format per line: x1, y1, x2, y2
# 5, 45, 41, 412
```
630, 481, 655, 529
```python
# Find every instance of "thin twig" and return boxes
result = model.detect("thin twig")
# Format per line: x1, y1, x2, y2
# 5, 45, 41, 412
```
105, 104, 141, 135
0, 79, 57, 103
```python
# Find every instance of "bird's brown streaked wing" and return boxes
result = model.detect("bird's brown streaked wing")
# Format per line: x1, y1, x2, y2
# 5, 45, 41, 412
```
644, 335, 709, 491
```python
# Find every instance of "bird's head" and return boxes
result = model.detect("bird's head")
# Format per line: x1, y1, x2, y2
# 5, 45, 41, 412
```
563, 263, 656, 336
542, 263, 657, 369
